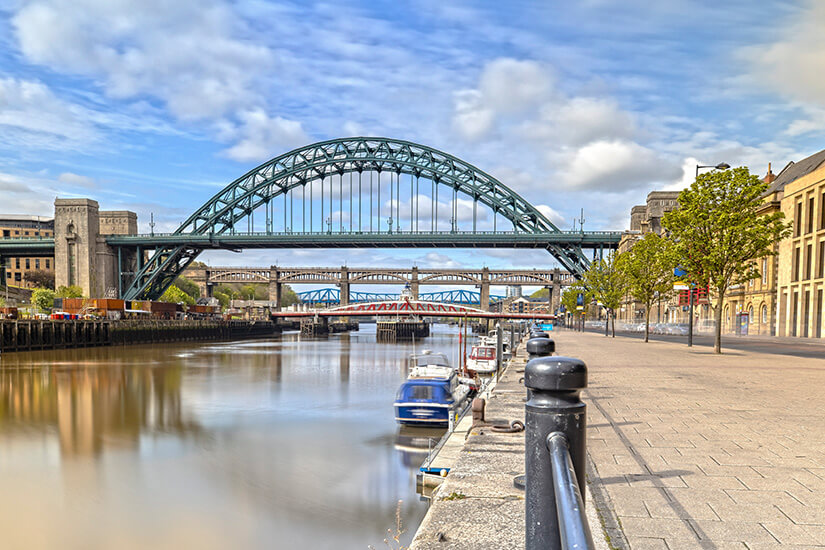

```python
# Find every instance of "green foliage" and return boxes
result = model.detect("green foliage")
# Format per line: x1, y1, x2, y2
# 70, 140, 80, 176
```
663, 166, 792, 353
56, 284, 84, 298
561, 282, 591, 316
582, 252, 627, 336
174, 276, 201, 300
213, 290, 230, 309
160, 285, 195, 306
26, 269, 54, 290
240, 284, 257, 300
215, 285, 239, 300
530, 288, 549, 299
619, 233, 676, 342
32, 288, 55, 312
281, 285, 299, 307
0, 296, 5, 308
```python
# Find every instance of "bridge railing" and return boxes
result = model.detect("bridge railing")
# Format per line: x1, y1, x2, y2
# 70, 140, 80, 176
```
525, 354, 594, 550
110, 230, 625, 238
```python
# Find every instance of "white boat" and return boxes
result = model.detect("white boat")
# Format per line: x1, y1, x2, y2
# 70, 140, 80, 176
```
394, 364, 471, 426
466, 344, 497, 375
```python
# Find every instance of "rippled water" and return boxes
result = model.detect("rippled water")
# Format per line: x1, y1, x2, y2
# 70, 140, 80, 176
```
0, 323, 465, 549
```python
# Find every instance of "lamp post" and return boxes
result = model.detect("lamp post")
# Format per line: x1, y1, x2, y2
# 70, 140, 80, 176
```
688, 162, 730, 346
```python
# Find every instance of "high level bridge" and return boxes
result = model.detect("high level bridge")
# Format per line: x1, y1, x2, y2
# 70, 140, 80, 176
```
184, 265, 572, 310
0, 137, 622, 301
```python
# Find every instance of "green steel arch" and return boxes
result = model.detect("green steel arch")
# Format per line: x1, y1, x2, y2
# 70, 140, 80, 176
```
122, 137, 591, 300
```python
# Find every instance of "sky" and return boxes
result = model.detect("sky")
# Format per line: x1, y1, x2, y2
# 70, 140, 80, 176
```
1, 0, 825, 291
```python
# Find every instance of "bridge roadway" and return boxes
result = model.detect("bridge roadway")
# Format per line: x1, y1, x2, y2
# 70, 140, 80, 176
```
184, 265, 571, 311
269, 300, 557, 320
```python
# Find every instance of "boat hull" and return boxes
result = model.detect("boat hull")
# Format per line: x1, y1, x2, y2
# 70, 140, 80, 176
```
394, 403, 453, 426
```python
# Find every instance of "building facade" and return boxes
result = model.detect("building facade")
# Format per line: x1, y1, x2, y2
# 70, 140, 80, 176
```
774, 151, 825, 338
0, 215, 55, 288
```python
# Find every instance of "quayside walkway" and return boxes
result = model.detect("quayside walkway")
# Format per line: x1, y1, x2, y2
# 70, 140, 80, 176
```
413, 329, 825, 549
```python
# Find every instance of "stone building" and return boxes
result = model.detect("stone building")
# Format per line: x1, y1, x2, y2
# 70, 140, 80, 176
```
54, 199, 138, 298
0, 215, 54, 288
617, 191, 681, 324
774, 150, 825, 338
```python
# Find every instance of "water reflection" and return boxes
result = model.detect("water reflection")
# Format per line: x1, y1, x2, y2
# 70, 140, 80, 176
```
0, 324, 461, 549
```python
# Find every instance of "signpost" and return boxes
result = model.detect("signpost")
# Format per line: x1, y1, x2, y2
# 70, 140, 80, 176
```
674, 267, 694, 347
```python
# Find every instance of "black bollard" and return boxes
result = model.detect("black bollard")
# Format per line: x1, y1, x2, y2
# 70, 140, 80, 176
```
526, 337, 555, 357
525, 356, 588, 550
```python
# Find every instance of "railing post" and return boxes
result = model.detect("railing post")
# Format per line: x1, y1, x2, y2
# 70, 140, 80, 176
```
525, 356, 588, 550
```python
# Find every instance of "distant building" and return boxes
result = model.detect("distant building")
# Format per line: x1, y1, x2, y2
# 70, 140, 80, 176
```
505, 285, 522, 298
0, 215, 55, 288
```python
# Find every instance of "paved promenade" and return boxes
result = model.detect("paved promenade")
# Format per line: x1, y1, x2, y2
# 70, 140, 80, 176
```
412, 329, 825, 549
566, 329, 825, 549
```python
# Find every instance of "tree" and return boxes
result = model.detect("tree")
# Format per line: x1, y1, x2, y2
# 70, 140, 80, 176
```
281, 285, 299, 307
663, 166, 791, 353
582, 252, 627, 337
56, 285, 83, 298
240, 284, 257, 300
32, 288, 55, 313
561, 282, 591, 328
215, 285, 239, 300
619, 233, 677, 342
174, 276, 201, 300
213, 290, 230, 309
26, 269, 54, 289
160, 285, 195, 306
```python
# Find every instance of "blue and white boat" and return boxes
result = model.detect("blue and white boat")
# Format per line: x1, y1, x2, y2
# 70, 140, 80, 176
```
394, 356, 472, 426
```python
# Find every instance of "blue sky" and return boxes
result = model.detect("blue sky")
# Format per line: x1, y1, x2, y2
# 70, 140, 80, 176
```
1, 0, 824, 286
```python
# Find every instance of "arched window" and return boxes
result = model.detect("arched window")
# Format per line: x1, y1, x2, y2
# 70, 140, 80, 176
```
748, 305, 754, 320
761, 304, 768, 324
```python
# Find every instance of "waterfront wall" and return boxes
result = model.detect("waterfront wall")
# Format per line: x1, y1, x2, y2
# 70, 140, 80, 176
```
0, 319, 280, 353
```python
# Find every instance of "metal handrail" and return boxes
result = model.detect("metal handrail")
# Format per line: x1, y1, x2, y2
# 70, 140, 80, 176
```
547, 432, 595, 549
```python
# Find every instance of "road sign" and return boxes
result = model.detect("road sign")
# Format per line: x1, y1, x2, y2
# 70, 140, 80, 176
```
673, 282, 689, 290
540, 323, 554, 331
674, 267, 687, 277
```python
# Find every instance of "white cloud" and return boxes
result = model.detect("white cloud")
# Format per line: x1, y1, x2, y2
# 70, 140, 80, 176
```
452, 90, 495, 141
743, 3, 825, 108
58, 172, 96, 189
476, 58, 553, 114
221, 110, 308, 163
12, 0, 273, 121
524, 97, 636, 147
0, 77, 97, 149
560, 140, 680, 191
536, 205, 566, 228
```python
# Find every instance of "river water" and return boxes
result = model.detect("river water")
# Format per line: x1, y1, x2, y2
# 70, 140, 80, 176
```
0, 323, 465, 549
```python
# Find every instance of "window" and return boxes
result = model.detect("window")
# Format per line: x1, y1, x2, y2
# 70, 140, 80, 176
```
24, 231, 29, 236
762, 258, 768, 284
45, 259, 50, 269
15, 258, 20, 269
14, 273, 20, 282
821, 191, 825, 230
762, 305, 768, 324
25, 259, 30, 270
793, 247, 800, 281
806, 243, 813, 280
2, 230, 8, 237
819, 241, 825, 279
795, 201, 803, 237
809, 197, 816, 234
35, 259, 39, 269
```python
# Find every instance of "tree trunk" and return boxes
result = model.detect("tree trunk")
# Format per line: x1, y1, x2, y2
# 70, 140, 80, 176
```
714, 296, 724, 354
644, 302, 651, 343
611, 311, 615, 337
605, 311, 609, 336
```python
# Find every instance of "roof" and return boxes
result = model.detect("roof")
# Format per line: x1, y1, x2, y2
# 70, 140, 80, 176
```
767, 149, 825, 194
0, 214, 54, 223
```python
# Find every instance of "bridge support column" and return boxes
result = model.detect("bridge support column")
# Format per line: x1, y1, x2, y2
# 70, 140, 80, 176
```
551, 268, 562, 314
410, 266, 419, 300
480, 267, 490, 311
269, 266, 282, 311
339, 266, 350, 306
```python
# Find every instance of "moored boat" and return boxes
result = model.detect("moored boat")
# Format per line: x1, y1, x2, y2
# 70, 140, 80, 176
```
394, 357, 472, 426
466, 343, 497, 375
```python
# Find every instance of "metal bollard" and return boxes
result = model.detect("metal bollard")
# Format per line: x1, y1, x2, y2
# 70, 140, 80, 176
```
525, 356, 588, 550
526, 337, 555, 357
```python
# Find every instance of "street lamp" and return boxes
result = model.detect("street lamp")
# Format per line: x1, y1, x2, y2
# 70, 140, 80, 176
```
686, 162, 730, 346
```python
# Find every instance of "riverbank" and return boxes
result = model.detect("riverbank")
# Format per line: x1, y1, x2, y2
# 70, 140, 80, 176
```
0, 319, 280, 352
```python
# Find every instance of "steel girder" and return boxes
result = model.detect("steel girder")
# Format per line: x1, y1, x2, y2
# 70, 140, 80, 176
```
297, 287, 505, 306
122, 137, 589, 300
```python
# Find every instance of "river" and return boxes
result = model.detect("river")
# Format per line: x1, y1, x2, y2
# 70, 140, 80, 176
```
0, 323, 466, 549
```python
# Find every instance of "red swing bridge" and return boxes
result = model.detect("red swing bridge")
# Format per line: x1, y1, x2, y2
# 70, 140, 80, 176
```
269, 299, 557, 320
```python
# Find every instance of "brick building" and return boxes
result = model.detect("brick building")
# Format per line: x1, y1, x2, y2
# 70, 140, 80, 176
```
0, 215, 55, 288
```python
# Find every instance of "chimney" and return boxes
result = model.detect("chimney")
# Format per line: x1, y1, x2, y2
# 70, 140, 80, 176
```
762, 162, 776, 184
